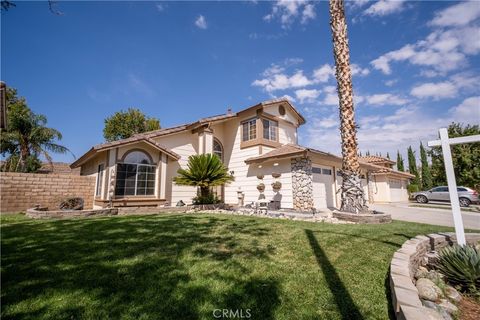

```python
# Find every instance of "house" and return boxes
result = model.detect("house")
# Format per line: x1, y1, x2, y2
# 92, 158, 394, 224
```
71, 99, 413, 210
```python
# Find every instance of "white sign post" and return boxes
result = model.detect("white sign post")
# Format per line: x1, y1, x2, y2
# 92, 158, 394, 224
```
428, 128, 480, 246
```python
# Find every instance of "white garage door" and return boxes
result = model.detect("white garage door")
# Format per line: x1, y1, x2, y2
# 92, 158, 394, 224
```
312, 166, 335, 209
389, 179, 406, 202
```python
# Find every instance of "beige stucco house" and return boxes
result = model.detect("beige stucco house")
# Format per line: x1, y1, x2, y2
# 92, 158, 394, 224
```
71, 99, 413, 211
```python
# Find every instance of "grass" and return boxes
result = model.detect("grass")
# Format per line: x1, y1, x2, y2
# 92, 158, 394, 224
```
0, 213, 466, 320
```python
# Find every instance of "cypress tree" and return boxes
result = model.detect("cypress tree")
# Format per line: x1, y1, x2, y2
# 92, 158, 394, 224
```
386, 152, 390, 159
396, 150, 404, 172
407, 146, 420, 186
420, 142, 433, 190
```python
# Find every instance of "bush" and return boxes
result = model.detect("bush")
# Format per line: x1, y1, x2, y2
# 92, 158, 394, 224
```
407, 184, 419, 194
192, 193, 221, 205
436, 244, 480, 294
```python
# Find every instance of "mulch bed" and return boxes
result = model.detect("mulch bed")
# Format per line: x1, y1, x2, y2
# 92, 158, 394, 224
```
458, 296, 480, 320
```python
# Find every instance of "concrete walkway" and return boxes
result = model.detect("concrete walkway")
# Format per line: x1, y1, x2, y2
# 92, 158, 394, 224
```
370, 203, 480, 230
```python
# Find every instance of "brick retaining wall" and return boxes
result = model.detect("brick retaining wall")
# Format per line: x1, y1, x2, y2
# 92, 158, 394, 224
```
0, 172, 95, 213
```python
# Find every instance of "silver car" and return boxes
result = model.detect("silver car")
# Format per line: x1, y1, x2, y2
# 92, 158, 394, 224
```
412, 186, 479, 207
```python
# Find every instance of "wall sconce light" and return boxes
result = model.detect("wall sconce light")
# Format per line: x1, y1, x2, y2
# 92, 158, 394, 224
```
273, 162, 279, 166
258, 165, 262, 168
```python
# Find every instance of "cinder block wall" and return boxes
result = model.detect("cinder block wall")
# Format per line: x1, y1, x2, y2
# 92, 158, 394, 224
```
0, 172, 95, 213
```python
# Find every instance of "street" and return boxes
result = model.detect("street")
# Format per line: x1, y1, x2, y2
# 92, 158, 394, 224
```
370, 202, 480, 230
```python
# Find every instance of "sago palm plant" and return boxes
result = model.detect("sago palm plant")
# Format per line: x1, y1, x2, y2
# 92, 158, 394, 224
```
173, 154, 234, 203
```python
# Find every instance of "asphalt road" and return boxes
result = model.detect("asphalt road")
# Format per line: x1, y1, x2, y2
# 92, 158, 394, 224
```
370, 203, 480, 230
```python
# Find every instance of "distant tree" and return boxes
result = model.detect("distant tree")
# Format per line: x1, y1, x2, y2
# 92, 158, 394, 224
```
0, 87, 71, 172
386, 152, 390, 159
430, 123, 480, 189
1, 0, 62, 14
419, 142, 433, 190
407, 146, 420, 186
396, 150, 404, 172
103, 108, 160, 142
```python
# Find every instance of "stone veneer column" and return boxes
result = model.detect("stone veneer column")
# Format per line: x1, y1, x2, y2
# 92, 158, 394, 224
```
291, 157, 314, 211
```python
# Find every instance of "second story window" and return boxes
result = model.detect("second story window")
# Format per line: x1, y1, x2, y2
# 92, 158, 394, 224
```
262, 119, 278, 141
242, 118, 257, 141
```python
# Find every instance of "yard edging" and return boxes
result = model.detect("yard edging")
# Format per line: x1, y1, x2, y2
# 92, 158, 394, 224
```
390, 232, 480, 320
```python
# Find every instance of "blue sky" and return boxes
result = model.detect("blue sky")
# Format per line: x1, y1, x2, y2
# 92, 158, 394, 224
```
2, 1, 479, 163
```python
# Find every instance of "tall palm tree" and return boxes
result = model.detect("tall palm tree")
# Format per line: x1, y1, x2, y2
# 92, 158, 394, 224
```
1, 87, 71, 172
329, 0, 367, 213
174, 153, 234, 202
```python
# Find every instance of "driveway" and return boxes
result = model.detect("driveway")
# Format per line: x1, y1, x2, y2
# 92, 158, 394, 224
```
370, 202, 480, 230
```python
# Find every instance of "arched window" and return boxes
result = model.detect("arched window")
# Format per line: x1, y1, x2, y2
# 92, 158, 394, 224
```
115, 150, 155, 197
213, 139, 223, 162
123, 151, 152, 164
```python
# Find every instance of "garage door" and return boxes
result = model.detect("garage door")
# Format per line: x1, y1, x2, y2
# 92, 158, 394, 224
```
389, 179, 406, 202
312, 166, 335, 209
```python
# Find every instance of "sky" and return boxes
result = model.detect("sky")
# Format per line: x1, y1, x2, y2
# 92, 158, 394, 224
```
2, 0, 480, 163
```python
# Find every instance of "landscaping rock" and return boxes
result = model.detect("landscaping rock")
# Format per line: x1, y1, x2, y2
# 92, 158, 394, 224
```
416, 278, 442, 302
444, 286, 462, 303
438, 299, 458, 315
415, 266, 429, 279
425, 270, 444, 282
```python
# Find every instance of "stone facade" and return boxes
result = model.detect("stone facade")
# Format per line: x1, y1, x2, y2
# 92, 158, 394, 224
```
291, 157, 314, 211
0, 172, 96, 213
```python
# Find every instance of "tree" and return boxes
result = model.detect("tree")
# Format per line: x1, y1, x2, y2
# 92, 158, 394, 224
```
419, 142, 433, 190
430, 123, 480, 189
0, 87, 71, 172
103, 108, 160, 142
407, 146, 420, 186
386, 152, 390, 159
173, 154, 234, 204
396, 150, 404, 172
329, 0, 366, 213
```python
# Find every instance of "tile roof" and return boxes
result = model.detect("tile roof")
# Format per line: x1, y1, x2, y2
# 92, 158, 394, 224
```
359, 155, 396, 165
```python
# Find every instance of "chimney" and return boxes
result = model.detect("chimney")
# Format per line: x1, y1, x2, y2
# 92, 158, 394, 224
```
227, 107, 233, 115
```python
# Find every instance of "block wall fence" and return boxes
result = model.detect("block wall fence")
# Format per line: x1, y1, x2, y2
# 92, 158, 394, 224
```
0, 172, 95, 213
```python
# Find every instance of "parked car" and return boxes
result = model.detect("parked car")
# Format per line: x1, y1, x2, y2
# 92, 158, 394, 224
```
411, 186, 479, 207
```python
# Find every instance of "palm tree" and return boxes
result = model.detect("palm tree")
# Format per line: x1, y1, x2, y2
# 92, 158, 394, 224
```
329, 0, 367, 213
173, 154, 234, 203
0, 87, 71, 172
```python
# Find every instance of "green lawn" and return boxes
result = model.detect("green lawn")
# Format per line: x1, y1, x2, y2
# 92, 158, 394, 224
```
0, 213, 460, 320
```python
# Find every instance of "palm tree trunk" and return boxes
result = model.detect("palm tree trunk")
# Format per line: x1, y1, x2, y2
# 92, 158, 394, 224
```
329, 0, 367, 213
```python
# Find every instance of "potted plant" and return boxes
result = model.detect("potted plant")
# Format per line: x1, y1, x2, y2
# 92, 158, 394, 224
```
257, 183, 265, 192
256, 174, 264, 180
272, 172, 281, 178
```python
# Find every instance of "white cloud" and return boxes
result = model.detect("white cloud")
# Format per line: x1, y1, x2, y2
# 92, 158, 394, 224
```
449, 96, 480, 123
264, 1, 316, 28
364, 0, 406, 17
384, 79, 398, 87
155, 3, 165, 12
370, 2, 480, 75
350, 63, 370, 76
365, 94, 408, 106
252, 70, 312, 92
312, 64, 335, 83
429, 1, 480, 27
195, 15, 207, 29
295, 88, 321, 103
410, 81, 458, 99
301, 3, 316, 24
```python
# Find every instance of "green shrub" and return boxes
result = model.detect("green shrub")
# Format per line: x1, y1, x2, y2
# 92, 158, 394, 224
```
436, 244, 480, 294
192, 193, 221, 205
407, 184, 419, 194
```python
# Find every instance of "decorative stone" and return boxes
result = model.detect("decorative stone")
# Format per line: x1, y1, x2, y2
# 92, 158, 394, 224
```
416, 278, 442, 302
415, 266, 429, 279
425, 270, 444, 283
444, 286, 462, 303
437, 299, 458, 315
